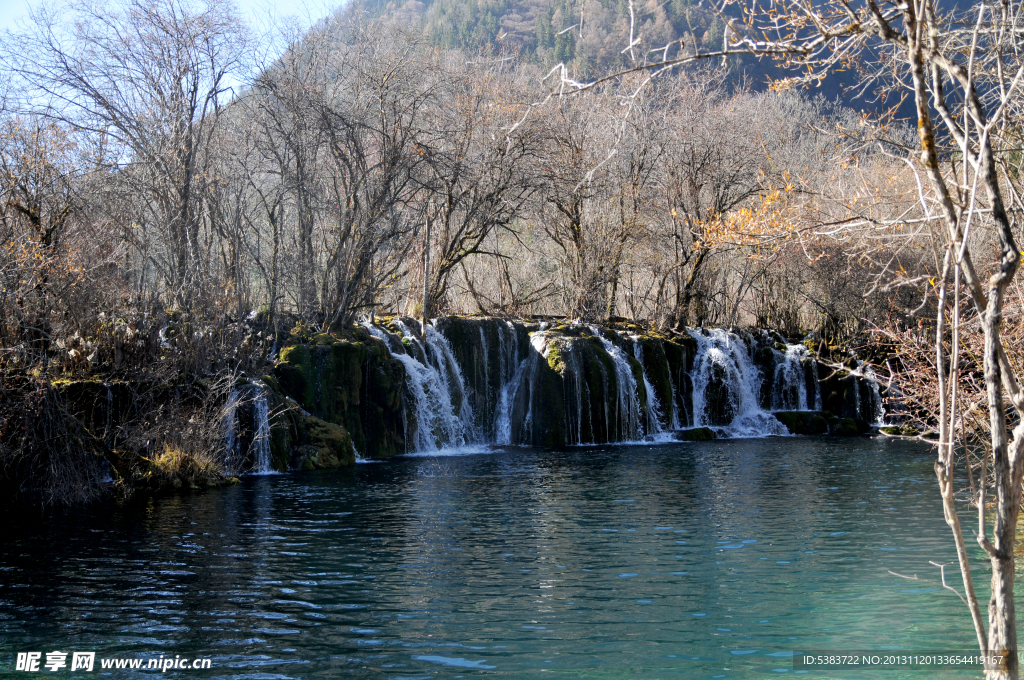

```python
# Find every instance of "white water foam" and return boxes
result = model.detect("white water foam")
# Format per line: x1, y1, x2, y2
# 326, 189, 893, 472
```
688, 329, 787, 437
771, 344, 811, 411
368, 321, 469, 453
360, 319, 882, 452
402, 444, 495, 458
250, 385, 279, 475
630, 335, 664, 435
589, 327, 643, 441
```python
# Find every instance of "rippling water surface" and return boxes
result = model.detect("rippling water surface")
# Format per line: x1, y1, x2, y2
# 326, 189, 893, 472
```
0, 437, 999, 678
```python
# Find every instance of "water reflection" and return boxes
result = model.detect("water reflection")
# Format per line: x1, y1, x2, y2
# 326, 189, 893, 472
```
0, 437, 998, 678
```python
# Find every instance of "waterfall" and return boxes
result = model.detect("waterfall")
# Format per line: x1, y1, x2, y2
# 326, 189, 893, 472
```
588, 328, 643, 440
669, 381, 682, 430
630, 336, 664, 436
521, 334, 547, 440
811, 355, 823, 411
223, 388, 240, 474
852, 368, 862, 419
560, 337, 589, 445
771, 344, 811, 411
495, 351, 532, 445
353, 444, 376, 463
861, 362, 885, 425
251, 386, 275, 475
688, 329, 787, 437
369, 321, 469, 452
351, 318, 885, 454
424, 325, 477, 441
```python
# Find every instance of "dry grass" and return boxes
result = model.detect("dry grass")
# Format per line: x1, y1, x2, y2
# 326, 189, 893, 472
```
143, 446, 226, 490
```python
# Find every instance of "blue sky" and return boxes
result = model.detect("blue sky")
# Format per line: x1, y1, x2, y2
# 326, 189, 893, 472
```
0, 0, 339, 34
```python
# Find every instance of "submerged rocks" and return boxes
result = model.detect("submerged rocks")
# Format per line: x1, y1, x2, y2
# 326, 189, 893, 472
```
674, 427, 716, 441
773, 410, 871, 436
774, 411, 830, 435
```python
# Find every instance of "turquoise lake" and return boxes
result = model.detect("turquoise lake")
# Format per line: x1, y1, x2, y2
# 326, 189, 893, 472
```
0, 437, 1003, 678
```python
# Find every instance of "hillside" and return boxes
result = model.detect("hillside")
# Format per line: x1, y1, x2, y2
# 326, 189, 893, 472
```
344, 0, 884, 110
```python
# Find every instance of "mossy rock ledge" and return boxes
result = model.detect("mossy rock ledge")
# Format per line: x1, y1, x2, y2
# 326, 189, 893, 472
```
272, 327, 406, 459
674, 427, 716, 441
773, 411, 872, 436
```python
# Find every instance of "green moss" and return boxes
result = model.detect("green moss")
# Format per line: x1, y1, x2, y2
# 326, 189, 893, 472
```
273, 333, 407, 459
774, 411, 801, 434
773, 411, 832, 435
676, 427, 715, 441
546, 340, 565, 373
303, 416, 355, 467
269, 415, 292, 471
835, 418, 860, 436
277, 344, 313, 406
288, 322, 315, 344
807, 415, 829, 435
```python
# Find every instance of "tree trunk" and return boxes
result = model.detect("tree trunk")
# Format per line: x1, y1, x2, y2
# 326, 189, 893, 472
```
422, 213, 431, 330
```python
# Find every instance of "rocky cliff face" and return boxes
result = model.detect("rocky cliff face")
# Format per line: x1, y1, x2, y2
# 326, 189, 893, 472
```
244, 317, 885, 471
51, 317, 885, 483
4, 318, 886, 510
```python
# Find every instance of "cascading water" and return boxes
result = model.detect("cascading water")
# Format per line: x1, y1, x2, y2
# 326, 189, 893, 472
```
251, 386, 275, 475
558, 337, 589, 445
368, 321, 469, 452
222, 384, 276, 474
810, 355, 823, 411
860, 362, 886, 425
630, 336, 664, 436
589, 327, 643, 441
688, 329, 788, 437
518, 334, 549, 442
771, 344, 812, 411
356, 317, 884, 453
424, 325, 477, 441
492, 321, 527, 442
495, 350, 533, 445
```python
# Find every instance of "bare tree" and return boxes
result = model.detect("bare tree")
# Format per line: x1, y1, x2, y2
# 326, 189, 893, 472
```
248, 26, 329, 317
685, 0, 1024, 675
532, 85, 662, 321
5, 0, 249, 308
417, 58, 543, 318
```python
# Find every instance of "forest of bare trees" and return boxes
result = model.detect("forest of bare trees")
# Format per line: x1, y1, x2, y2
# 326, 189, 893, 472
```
0, 0, 933, 373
